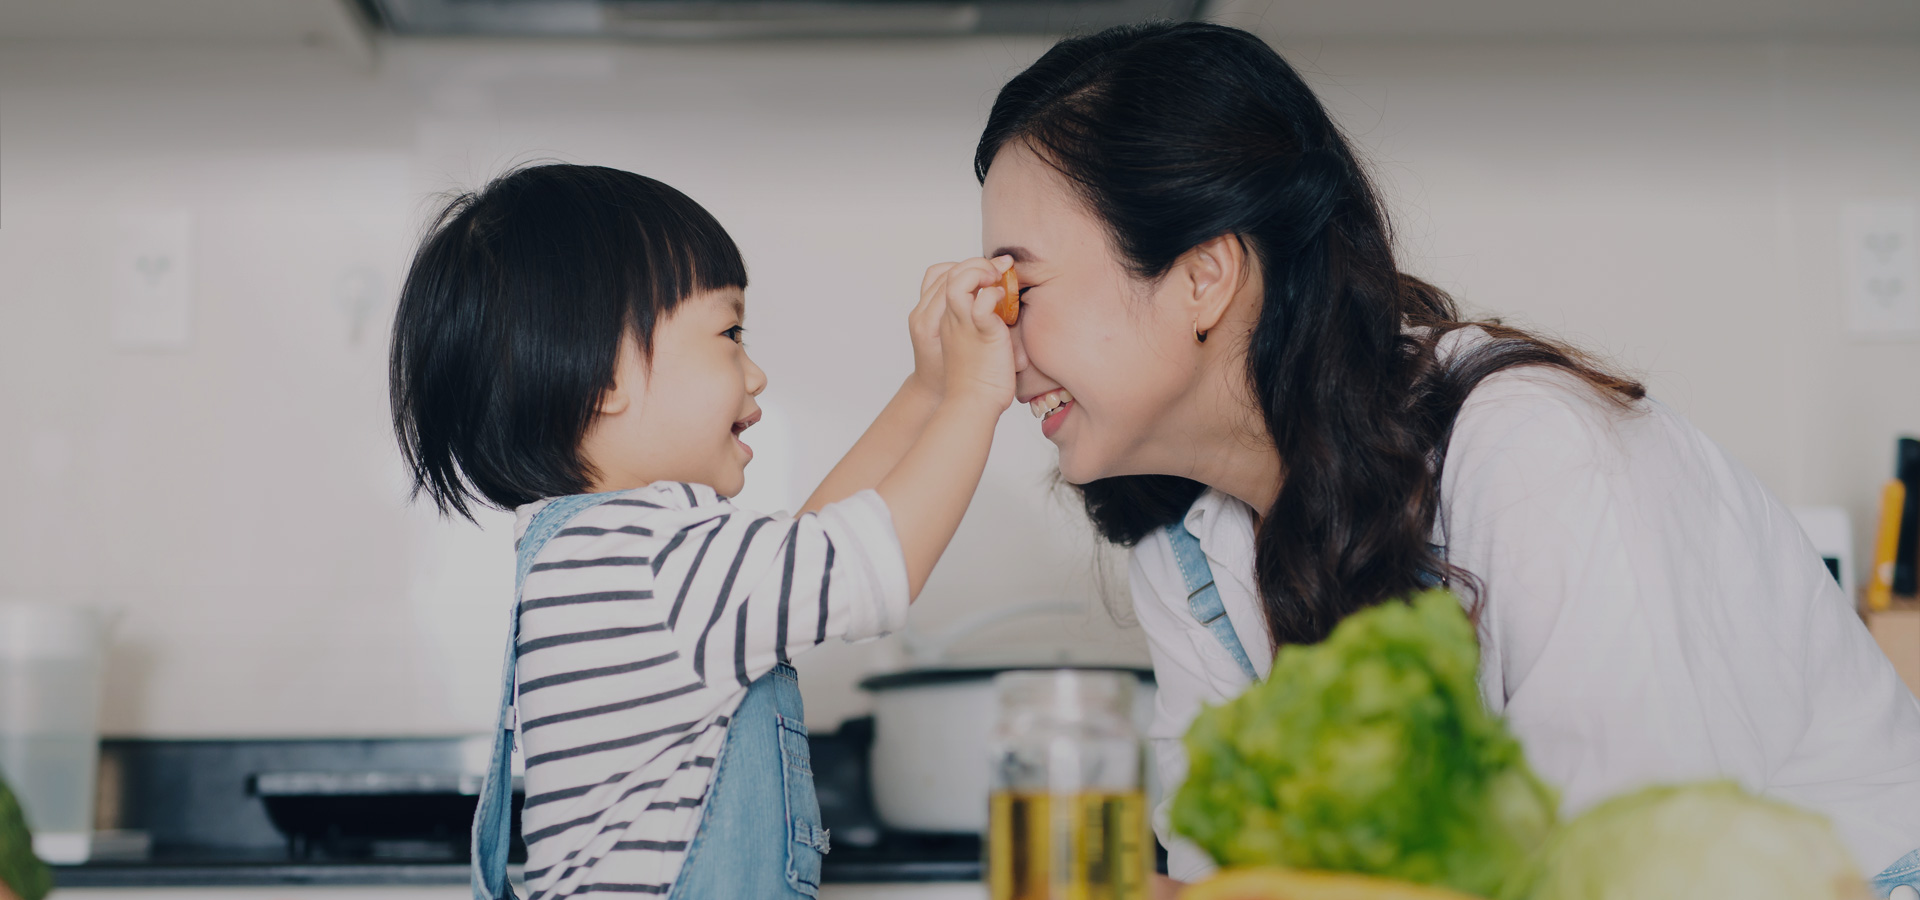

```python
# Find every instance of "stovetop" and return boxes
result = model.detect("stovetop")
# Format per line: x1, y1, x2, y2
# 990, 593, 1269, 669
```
55, 834, 982, 888
54, 724, 981, 888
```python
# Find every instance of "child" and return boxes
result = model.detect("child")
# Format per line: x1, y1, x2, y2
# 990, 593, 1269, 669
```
388, 164, 1017, 900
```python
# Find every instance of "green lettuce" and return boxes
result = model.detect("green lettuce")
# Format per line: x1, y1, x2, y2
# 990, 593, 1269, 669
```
0, 775, 51, 900
1171, 589, 1556, 898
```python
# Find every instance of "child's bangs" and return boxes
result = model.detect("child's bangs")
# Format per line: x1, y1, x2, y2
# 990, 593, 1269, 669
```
503, 166, 747, 352
620, 193, 749, 341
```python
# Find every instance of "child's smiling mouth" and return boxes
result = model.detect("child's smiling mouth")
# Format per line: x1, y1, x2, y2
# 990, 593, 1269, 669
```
733, 410, 761, 459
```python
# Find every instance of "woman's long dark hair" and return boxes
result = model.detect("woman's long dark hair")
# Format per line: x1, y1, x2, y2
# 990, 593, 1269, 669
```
978, 22, 1643, 649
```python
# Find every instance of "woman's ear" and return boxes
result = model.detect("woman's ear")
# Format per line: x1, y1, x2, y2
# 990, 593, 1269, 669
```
1183, 234, 1250, 337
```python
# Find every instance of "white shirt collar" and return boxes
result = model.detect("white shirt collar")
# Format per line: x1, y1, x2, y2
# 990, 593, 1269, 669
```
1183, 488, 1259, 593
1184, 486, 1250, 541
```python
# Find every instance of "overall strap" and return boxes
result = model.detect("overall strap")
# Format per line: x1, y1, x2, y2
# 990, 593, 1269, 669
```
472, 491, 630, 900
1163, 521, 1259, 683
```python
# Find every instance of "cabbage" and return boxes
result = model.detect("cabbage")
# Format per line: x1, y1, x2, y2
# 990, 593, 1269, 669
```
1172, 589, 1557, 898
1511, 782, 1869, 900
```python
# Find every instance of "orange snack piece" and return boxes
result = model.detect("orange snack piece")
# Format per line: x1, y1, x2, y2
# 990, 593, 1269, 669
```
995, 265, 1021, 326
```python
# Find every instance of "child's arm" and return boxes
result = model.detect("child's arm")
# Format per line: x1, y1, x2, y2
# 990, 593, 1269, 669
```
799, 260, 990, 514
797, 385, 937, 515
691, 262, 1010, 680
872, 257, 1016, 599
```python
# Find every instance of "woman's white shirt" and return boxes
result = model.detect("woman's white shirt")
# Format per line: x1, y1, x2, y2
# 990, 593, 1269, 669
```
1131, 356, 1920, 883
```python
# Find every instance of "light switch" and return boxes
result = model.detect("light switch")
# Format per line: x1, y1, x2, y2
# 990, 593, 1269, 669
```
110, 211, 194, 350
1844, 202, 1920, 341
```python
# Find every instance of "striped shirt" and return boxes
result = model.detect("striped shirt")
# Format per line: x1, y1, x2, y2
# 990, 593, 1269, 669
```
509, 482, 909, 899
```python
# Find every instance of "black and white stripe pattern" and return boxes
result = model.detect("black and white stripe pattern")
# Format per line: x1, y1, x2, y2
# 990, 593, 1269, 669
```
511, 483, 907, 900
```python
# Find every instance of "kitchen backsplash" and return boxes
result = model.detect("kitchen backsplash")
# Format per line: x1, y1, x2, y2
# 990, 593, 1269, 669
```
0, 30, 1915, 736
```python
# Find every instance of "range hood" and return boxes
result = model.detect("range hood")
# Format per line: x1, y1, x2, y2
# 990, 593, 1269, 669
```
357, 0, 1203, 39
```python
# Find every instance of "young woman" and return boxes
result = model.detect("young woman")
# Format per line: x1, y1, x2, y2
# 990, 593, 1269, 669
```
978, 22, 1920, 895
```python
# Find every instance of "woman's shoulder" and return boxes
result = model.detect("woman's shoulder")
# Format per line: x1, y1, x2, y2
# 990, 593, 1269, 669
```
1438, 327, 1648, 442
1446, 368, 1654, 493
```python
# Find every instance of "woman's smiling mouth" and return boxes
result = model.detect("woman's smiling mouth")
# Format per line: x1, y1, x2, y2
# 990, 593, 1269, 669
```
1028, 388, 1074, 438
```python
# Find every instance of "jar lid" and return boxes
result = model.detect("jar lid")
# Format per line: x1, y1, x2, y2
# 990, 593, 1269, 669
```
0, 601, 108, 661
993, 669, 1136, 724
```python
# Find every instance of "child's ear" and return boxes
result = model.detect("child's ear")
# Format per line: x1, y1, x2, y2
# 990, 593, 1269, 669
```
598, 385, 631, 416
599, 335, 644, 416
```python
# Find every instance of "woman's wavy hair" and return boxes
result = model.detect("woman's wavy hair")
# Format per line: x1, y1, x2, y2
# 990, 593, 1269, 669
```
977, 22, 1643, 649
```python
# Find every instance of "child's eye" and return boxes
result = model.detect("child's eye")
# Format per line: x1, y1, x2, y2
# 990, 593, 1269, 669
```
723, 325, 746, 344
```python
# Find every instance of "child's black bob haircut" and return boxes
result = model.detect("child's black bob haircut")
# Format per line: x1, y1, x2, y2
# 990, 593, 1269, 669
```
390, 164, 746, 521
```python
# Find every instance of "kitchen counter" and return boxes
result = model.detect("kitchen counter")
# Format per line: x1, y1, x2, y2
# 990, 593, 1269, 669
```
61, 732, 981, 891
51, 885, 989, 900
51, 835, 980, 888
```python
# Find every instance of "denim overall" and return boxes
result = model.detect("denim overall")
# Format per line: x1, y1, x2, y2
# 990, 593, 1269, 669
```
1163, 521, 1920, 898
1162, 521, 1260, 683
471, 492, 829, 900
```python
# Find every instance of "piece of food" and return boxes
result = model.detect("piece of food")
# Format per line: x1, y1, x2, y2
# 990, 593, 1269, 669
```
1172, 589, 1556, 899
1183, 867, 1489, 900
995, 264, 1020, 325
1508, 781, 1869, 900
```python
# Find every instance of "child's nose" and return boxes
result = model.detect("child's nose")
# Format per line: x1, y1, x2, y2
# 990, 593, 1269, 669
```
744, 353, 768, 396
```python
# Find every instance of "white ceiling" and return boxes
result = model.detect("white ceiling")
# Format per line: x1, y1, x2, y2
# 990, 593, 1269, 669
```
0, 0, 1915, 42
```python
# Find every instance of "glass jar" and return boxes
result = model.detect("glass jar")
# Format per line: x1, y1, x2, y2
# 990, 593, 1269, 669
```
0, 600, 110, 864
986, 669, 1151, 900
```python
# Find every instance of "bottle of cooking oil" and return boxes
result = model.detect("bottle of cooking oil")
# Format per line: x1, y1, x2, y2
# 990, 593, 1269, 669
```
986, 670, 1151, 900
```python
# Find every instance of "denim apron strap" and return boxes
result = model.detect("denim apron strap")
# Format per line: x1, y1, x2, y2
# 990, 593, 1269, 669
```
1163, 521, 1259, 683
1874, 848, 1920, 898
472, 492, 628, 900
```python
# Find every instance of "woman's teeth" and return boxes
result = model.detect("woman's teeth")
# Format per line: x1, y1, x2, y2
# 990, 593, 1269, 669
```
1028, 389, 1073, 419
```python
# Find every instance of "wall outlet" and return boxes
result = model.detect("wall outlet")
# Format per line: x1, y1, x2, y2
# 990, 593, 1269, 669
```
110, 211, 194, 350
1844, 202, 1920, 341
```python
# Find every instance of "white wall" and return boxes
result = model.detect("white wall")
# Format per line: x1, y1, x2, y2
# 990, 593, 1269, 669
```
1252, 33, 1920, 516
0, 26, 1914, 737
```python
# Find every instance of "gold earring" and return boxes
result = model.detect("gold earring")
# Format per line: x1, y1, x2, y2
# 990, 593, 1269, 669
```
1195, 323, 1209, 344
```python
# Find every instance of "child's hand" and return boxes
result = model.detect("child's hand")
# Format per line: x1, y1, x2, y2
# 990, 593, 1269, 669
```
938, 255, 1017, 411
906, 261, 958, 399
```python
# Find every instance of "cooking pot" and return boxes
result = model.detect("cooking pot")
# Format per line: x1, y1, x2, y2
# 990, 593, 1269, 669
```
857, 603, 1157, 834
859, 665, 1155, 834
